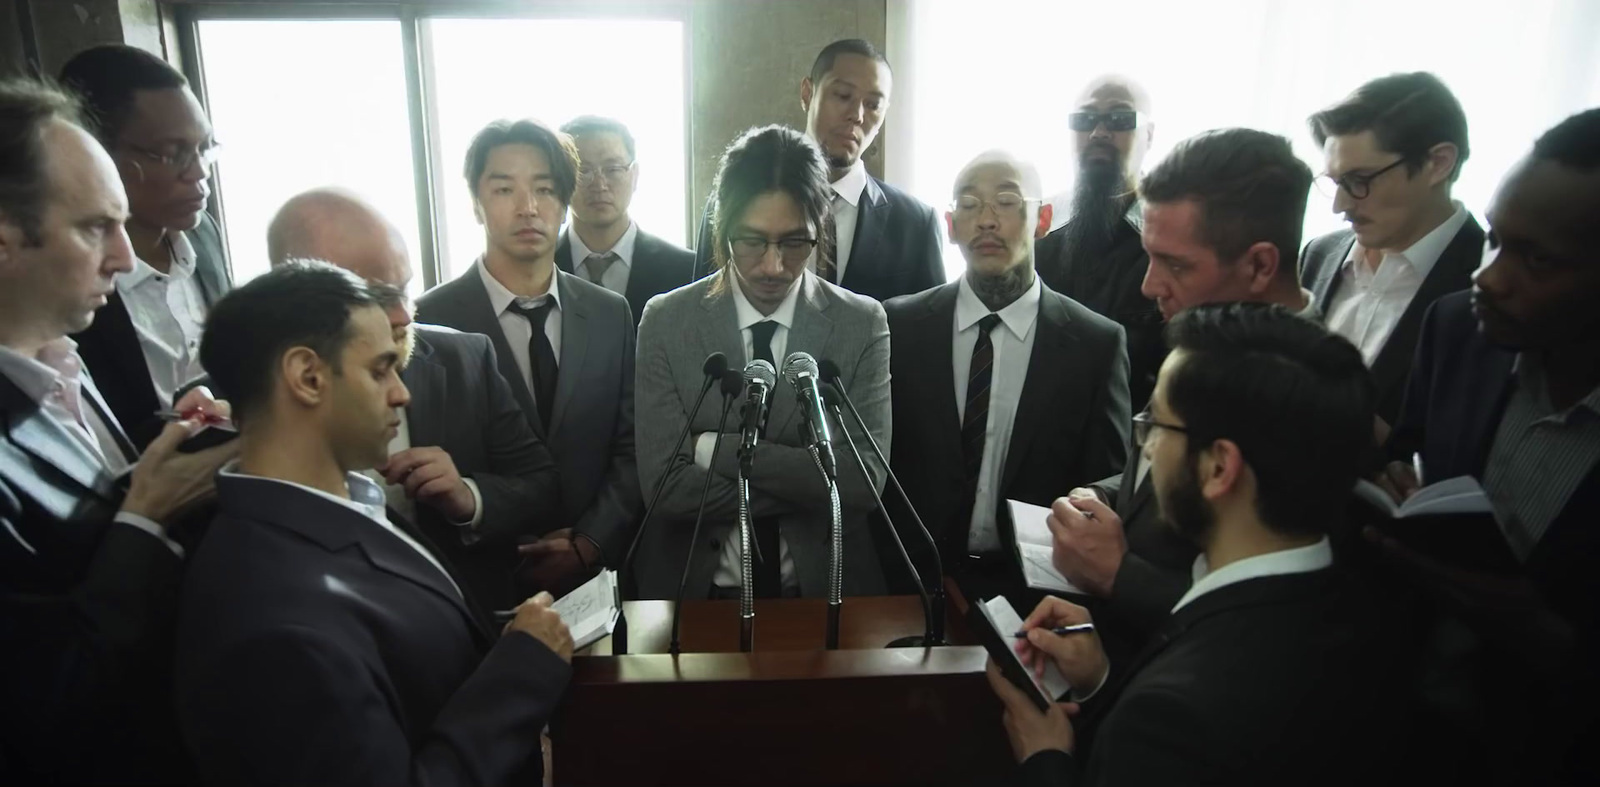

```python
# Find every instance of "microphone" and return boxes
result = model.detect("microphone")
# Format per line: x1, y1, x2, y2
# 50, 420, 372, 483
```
668, 369, 743, 656
613, 352, 728, 655
737, 359, 776, 475
781, 352, 837, 480
818, 360, 946, 647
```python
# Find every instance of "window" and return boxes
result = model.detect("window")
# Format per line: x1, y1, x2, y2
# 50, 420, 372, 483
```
185, 8, 688, 290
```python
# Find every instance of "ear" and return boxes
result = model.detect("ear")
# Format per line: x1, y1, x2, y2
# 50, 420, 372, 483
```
1034, 203, 1054, 239
944, 211, 957, 245
282, 346, 329, 409
629, 161, 641, 195
472, 198, 485, 227
800, 77, 815, 113
1198, 438, 1246, 502
1425, 142, 1460, 188
1242, 241, 1282, 295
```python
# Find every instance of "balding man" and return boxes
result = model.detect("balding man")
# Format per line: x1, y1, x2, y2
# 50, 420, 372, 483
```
884, 151, 1130, 609
268, 189, 561, 609
1036, 75, 1165, 410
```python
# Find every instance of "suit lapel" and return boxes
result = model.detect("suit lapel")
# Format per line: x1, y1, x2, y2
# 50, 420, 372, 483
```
0, 377, 120, 505
550, 271, 589, 431
1313, 235, 1357, 314
80, 371, 137, 465
554, 231, 575, 274
768, 275, 834, 437
400, 334, 446, 448
1369, 218, 1485, 400
440, 269, 542, 437
840, 178, 888, 290
1000, 294, 1074, 492
919, 285, 963, 456
697, 275, 747, 408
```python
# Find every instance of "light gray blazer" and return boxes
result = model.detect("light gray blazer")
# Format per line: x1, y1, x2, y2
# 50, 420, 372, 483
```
633, 271, 891, 599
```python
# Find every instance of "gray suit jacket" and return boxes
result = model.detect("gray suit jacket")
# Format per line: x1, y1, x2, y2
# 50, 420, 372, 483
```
633, 271, 891, 599
415, 265, 642, 564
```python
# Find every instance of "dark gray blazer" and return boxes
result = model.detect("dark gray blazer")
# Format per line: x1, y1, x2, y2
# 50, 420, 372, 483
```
415, 265, 642, 564
1298, 216, 1484, 426
632, 271, 891, 599
555, 227, 697, 330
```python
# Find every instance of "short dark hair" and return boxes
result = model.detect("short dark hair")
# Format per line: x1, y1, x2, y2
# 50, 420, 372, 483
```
200, 261, 382, 426
58, 44, 188, 145
1163, 302, 1374, 537
809, 39, 890, 85
560, 115, 636, 160
1139, 128, 1313, 270
462, 118, 579, 208
1532, 107, 1600, 170
1309, 72, 1470, 182
708, 125, 834, 286
0, 79, 83, 246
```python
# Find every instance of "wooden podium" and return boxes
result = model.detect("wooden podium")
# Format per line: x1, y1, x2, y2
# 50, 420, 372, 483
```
549, 584, 1013, 786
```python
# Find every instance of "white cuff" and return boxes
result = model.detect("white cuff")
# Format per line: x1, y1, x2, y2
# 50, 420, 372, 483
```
1071, 661, 1111, 703
454, 478, 484, 530
114, 512, 184, 558
694, 433, 717, 469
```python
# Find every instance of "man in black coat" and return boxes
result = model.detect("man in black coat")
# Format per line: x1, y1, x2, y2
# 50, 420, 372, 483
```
177, 262, 574, 787
694, 39, 944, 301
989, 303, 1403, 786
268, 188, 563, 610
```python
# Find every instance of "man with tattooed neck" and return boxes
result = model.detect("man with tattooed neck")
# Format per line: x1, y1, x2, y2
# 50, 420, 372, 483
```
884, 151, 1131, 609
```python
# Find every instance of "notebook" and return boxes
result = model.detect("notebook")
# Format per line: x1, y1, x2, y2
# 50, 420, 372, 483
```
554, 569, 621, 650
1006, 499, 1085, 595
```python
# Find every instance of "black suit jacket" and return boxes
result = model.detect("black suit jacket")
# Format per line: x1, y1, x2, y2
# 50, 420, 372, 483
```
694, 174, 946, 301
400, 325, 561, 609
1298, 216, 1483, 426
416, 266, 642, 563
883, 281, 1130, 585
1, 369, 191, 783
555, 226, 697, 329
176, 473, 570, 787
72, 213, 232, 451
1020, 570, 1402, 787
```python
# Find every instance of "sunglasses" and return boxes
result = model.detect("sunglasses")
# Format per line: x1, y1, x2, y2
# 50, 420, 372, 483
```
1068, 110, 1141, 133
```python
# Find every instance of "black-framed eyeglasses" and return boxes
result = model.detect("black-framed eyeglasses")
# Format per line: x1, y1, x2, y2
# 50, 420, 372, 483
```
121, 141, 221, 173
1315, 157, 1407, 200
728, 236, 818, 263
1132, 410, 1187, 446
576, 161, 635, 184
1068, 110, 1140, 133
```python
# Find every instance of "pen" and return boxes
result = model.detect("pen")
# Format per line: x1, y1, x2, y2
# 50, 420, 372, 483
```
1013, 622, 1095, 638
1411, 452, 1425, 487
154, 408, 236, 430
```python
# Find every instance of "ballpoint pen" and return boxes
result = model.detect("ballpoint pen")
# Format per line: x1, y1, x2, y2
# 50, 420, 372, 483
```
1013, 622, 1095, 638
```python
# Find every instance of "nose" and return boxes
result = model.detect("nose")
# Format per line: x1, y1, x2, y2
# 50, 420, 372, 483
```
1473, 242, 1507, 293
847, 99, 865, 124
391, 377, 412, 409
1090, 120, 1113, 141
1139, 261, 1166, 301
756, 243, 787, 277
976, 204, 1001, 231
106, 223, 136, 276
1331, 186, 1355, 214
516, 191, 538, 217
386, 303, 413, 330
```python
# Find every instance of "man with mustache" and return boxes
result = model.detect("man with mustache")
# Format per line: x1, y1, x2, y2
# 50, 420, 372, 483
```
884, 150, 1130, 610
268, 188, 561, 611
1383, 107, 1600, 785
417, 119, 641, 597
58, 45, 233, 451
555, 116, 696, 330
1035, 76, 1165, 410
694, 39, 945, 302
1301, 73, 1482, 430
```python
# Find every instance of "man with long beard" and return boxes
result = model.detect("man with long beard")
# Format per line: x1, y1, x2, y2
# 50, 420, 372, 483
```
1036, 76, 1164, 409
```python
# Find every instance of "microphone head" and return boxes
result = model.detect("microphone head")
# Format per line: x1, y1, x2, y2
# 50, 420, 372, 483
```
702, 351, 729, 377
818, 380, 843, 407
817, 359, 842, 384
721, 369, 744, 396
781, 351, 820, 387
743, 358, 776, 389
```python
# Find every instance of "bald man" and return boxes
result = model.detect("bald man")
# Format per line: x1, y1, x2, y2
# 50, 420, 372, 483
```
267, 190, 563, 609
1036, 75, 1166, 411
883, 151, 1130, 609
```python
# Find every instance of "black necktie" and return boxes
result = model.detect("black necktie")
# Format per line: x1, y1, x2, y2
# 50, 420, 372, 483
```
748, 319, 782, 597
506, 300, 558, 431
822, 194, 841, 284
958, 314, 1002, 551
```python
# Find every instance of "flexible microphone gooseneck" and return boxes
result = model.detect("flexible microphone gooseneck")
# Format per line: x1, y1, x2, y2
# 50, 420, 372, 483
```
783, 352, 843, 648
669, 370, 742, 656
818, 360, 947, 646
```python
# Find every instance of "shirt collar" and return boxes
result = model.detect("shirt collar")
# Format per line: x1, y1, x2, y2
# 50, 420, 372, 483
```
121, 230, 197, 290
831, 160, 869, 208
1294, 288, 1321, 321
567, 221, 639, 270
1512, 353, 1600, 421
1172, 536, 1333, 613
955, 272, 1042, 340
219, 460, 391, 528
730, 270, 806, 332
1342, 201, 1469, 278
477, 257, 563, 316
0, 337, 82, 405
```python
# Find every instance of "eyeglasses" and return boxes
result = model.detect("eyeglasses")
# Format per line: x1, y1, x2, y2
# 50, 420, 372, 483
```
1068, 110, 1141, 133
1315, 157, 1407, 200
576, 162, 635, 184
1132, 409, 1187, 446
121, 141, 221, 173
728, 236, 818, 263
950, 192, 1032, 218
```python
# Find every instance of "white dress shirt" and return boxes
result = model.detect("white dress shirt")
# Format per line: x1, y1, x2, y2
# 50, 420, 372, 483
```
0, 338, 174, 555
568, 221, 638, 296
223, 462, 462, 599
822, 160, 868, 282
1172, 536, 1333, 613
698, 273, 806, 591
1325, 203, 1469, 366
360, 408, 483, 537
477, 259, 563, 399
117, 231, 209, 408
953, 274, 1042, 552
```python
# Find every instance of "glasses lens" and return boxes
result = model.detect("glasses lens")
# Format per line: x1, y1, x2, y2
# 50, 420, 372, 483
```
731, 238, 766, 259
1105, 111, 1138, 132
1313, 175, 1341, 199
1067, 112, 1097, 132
779, 239, 815, 262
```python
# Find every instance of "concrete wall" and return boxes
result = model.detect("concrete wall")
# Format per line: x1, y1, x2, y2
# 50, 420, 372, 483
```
0, 0, 168, 79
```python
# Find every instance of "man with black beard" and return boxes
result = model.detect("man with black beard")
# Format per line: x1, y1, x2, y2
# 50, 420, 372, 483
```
885, 150, 1130, 609
1036, 75, 1164, 409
